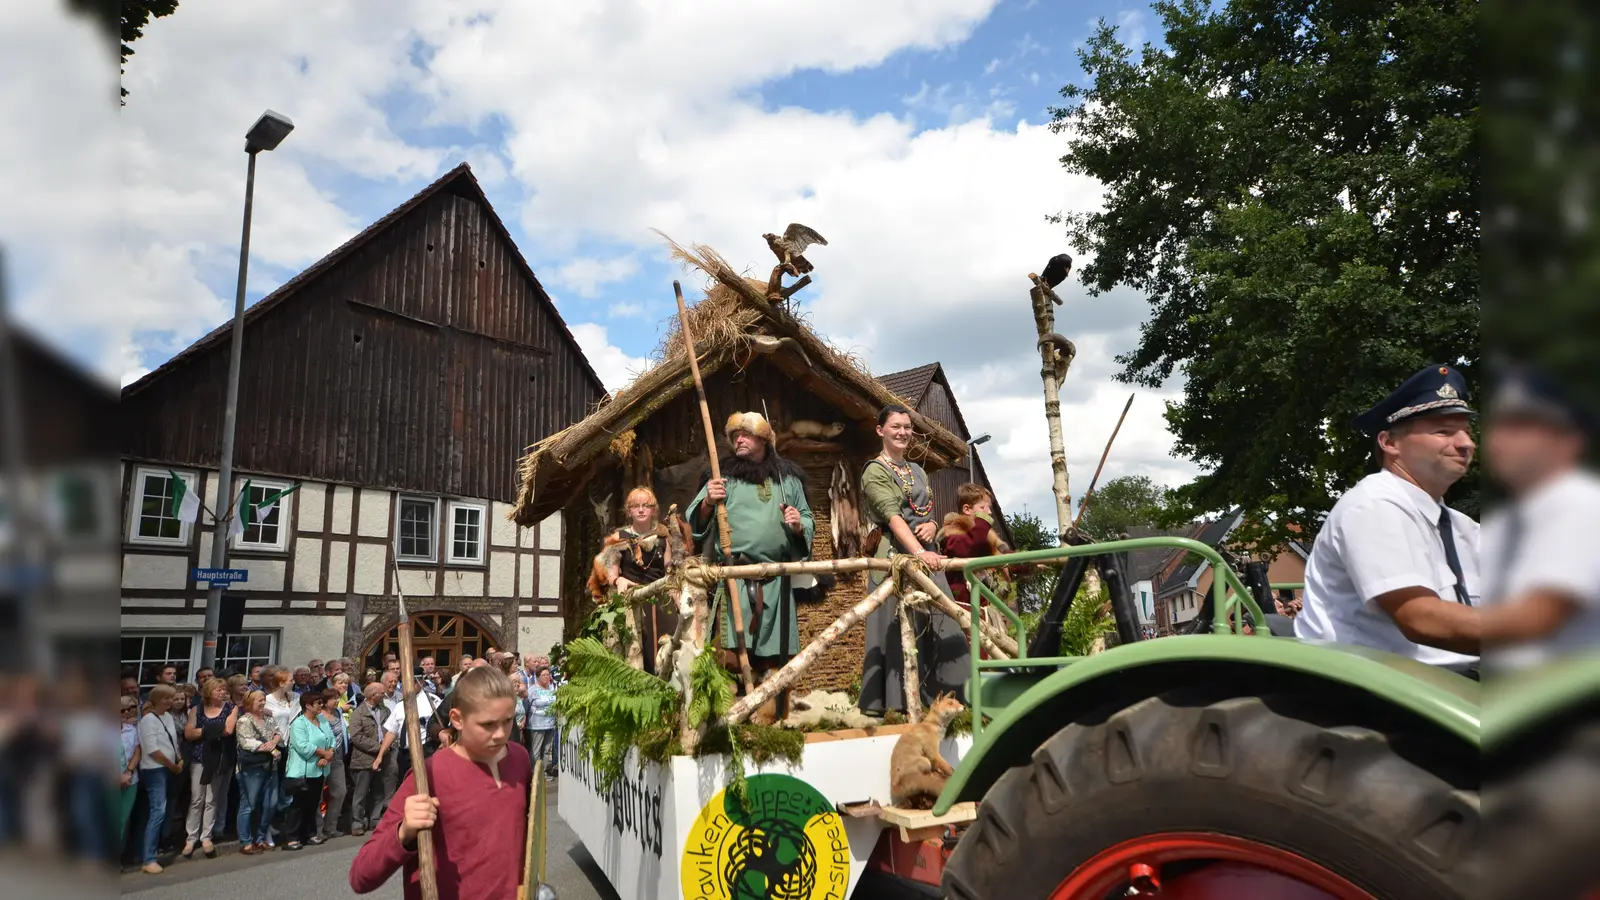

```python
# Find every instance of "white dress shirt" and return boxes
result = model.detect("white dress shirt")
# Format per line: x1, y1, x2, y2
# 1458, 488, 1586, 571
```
1481, 468, 1600, 669
1296, 469, 1480, 667
383, 690, 440, 747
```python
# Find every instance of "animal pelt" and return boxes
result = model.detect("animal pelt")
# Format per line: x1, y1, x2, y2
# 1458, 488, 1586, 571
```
829, 460, 863, 559
937, 513, 1014, 593
889, 693, 965, 809
585, 513, 693, 601
787, 419, 845, 440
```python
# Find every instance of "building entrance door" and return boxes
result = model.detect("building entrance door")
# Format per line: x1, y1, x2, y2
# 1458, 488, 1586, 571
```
362, 611, 491, 676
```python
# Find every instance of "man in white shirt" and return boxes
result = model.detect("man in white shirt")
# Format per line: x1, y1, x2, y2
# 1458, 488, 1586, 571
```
1479, 365, 1600, 668
1296, 364, 1481, 672
376, 684, 440, 785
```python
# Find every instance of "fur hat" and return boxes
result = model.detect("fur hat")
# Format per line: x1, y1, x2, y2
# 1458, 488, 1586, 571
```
724, 411, 775, 444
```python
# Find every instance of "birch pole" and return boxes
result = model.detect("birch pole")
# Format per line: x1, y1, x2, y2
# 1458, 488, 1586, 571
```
391, 562, 440, 900
1029, 270, 1102, 600
898, 595, 924, 722
903, 567, 1018, 658
726, 575, 900, 723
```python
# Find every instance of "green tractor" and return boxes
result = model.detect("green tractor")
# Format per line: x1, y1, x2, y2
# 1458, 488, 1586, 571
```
930, 536, 1479, 900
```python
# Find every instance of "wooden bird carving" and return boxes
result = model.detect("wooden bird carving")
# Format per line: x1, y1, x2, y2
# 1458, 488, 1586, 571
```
828, 459, 863, 559
764, 223, 828, 276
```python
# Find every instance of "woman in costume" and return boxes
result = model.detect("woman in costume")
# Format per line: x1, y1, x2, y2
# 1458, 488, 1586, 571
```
588, 486, 690, 674
857, 404, 969, 715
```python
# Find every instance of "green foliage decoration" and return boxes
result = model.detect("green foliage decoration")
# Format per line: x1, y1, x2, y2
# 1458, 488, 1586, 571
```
551, 637, 676, 792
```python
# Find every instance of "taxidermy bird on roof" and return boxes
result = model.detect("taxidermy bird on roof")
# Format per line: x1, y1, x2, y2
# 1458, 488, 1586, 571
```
765, 223, 828, 276
1041, 253, 1072, 289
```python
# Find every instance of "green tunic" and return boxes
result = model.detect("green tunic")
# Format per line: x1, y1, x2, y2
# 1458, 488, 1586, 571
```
686, 471, 815, 657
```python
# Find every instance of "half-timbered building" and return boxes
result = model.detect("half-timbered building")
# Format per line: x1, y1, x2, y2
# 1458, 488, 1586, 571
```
118, 163, 604, 684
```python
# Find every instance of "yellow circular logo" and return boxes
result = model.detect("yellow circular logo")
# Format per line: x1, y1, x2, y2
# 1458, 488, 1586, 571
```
680, 773, 851, 900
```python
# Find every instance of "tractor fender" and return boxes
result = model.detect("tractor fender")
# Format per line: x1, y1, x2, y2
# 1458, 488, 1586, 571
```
935, 635, 1480, 815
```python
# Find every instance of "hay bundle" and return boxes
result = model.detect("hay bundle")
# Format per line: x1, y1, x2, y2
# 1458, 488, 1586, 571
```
609, 428, 637, 462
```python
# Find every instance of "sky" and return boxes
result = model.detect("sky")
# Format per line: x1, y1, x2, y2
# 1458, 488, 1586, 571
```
5, 0, 1190, 532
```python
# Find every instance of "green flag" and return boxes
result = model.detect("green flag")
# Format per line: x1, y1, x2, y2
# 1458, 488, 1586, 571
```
166, 470, 199, 524
229, 480, 252, 540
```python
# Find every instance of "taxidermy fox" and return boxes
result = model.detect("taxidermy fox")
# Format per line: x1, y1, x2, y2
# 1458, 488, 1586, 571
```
889, 693, 965, 809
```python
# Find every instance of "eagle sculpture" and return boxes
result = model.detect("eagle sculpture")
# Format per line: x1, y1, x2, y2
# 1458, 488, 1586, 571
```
1041, 253, 1073, 289
764, 223, 828, 276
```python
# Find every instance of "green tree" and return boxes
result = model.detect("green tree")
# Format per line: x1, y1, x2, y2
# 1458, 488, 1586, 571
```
1050, 0, 1478, 546
1076, 475, 1171, 541
118, 0, 179, 104
1004, 509, 1058, 612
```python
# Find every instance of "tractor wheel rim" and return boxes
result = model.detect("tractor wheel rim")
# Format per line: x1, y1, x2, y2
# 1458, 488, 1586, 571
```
1049, 831, 1376, 900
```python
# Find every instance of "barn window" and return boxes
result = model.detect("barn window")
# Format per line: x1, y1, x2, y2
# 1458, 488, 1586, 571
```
128, 467, 197, 546
447, 501, 486, 565
232, 478, 292, 552
396, 496, 438, 562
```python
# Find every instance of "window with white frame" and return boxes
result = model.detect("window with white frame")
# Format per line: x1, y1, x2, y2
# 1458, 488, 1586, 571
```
396, 496, 438, 562
54, 467, 111, 542
447, 501, 487, 564
121, 633, 194, 689
128, 467, 197, 546
233, 479, 291, 552
215, 632, 278, 678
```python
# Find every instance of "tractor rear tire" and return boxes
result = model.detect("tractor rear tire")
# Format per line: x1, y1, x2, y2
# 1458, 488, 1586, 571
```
1482, 723, 1600, 900
942, 688, 1477, 900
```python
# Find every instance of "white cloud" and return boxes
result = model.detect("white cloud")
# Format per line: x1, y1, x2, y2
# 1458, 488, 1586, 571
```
551, 255, 640, 298
43, 0, 1198, 530
567, 323, 650, 391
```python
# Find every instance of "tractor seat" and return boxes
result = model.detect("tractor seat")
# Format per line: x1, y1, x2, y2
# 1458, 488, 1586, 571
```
1263, 613, 1296, 638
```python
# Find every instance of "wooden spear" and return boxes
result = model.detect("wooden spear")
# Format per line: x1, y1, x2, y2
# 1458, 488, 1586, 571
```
1073, 393, 1135, 530
673, 280, 756, 695
391, 562, 440, 900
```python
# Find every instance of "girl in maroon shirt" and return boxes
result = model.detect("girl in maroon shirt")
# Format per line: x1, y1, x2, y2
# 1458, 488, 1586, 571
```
349, 666, 532, 900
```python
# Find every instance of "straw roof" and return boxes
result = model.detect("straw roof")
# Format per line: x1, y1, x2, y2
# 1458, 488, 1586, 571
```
508, 234, 969, 526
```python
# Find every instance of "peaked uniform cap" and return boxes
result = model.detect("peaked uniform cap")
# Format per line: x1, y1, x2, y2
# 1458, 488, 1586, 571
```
1352, 364, 1476, 436
1488, 364, 1596, 435
724, 411, 775, 444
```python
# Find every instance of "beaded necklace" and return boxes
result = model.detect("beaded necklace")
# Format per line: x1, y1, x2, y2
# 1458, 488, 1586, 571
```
878, 454, 934, 518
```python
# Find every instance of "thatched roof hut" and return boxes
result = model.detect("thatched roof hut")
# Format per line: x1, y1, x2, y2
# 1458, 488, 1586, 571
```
509, 238, 969, 687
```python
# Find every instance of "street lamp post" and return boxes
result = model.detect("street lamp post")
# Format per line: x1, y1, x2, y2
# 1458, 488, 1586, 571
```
200, 110, 294, 672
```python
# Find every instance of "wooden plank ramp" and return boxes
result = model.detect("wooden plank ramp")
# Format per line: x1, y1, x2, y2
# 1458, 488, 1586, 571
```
878, 802, 979, 843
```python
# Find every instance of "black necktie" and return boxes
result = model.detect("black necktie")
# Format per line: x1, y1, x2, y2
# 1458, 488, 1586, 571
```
1437, 507, 1474, 606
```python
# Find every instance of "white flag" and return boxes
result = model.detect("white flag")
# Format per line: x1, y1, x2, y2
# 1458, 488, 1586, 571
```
229, 480, 252, 539
167, 470, 199, 524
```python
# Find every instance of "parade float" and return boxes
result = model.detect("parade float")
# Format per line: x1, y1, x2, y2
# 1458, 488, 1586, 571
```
505, 235, 1481, 900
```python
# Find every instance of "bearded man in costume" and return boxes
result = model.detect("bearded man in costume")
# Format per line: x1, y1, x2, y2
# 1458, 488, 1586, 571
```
686, 412, 815, 718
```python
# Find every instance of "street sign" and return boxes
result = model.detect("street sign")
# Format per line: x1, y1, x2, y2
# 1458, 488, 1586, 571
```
193, 568, 249, 584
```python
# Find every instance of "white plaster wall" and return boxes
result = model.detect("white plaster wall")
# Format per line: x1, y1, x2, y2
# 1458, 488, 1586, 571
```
396, 567, 433, 599
117, 613, 345, 670
293, 539, 324, 593
442, 570, 485, 597
491, 502, 517, 548
326, 540, 350, 594
518, 616, 564, 656
236, 558, 286, 592
330, 486, 354, 534
298, 483, 327, 533
539, 556, 561, 600
122, 554, 188, 590
199, 533, 214, 568
357, 489, 390, 537
353, 544, 386, 595
518, 555, 535, 599
202, 470, 218, 513
489, 551, 516, 598
535, 510, 561, 550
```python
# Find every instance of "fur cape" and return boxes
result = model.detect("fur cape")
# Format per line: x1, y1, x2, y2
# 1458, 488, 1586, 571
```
706, 448, 808, 489
587, 517, 693, 601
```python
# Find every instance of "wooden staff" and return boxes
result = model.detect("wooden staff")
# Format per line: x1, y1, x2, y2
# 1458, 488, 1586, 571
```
391, 563, 439, 900
520, 759, 547, 900
1073, 393, 1135, 529
673, 280, 755, 695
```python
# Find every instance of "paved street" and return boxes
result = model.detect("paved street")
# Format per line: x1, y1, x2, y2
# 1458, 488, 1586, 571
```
119, 783, 938, 899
